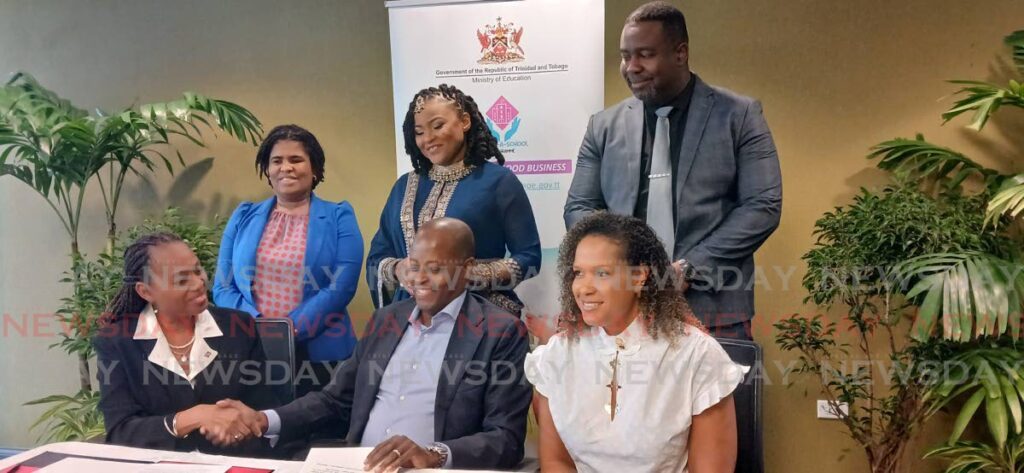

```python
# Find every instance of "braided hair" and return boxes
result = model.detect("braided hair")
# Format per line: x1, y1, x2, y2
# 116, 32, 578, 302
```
557, 212, 704, 343
103, 232, 183, 324
402, 84, 504, 174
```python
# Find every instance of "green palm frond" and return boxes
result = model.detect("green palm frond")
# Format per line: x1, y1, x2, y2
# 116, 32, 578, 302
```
924, 347, 1024, 452
868, 135, 997, 191
942, 79, 1024, 131
896, 252, 1024, 341
1006, 29, 1024, 73
986, 174, 1024, 228
24, 389, 103, 443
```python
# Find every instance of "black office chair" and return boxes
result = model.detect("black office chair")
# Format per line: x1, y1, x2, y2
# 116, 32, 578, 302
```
255, 317, 296, 404
716, 338, 764, 473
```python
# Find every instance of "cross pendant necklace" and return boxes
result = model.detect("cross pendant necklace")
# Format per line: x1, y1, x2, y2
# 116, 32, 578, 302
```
604, 337, 625, 421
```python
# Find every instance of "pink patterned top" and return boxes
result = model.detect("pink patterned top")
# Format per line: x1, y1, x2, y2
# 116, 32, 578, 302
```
253, 209, 309, 318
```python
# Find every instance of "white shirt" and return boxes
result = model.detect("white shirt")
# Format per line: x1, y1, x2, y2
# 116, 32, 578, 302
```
525, 317, 748, 473
132, 304, 223, 388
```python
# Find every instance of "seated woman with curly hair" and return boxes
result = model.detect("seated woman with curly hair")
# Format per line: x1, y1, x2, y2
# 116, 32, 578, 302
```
526, 212, 747, 472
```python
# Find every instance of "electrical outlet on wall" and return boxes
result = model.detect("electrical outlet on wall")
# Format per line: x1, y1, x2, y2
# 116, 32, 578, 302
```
817, 400, 848, 419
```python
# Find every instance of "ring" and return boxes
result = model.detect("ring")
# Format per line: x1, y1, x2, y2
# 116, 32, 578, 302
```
234, 434, 241, 440
391, 449, 402, 458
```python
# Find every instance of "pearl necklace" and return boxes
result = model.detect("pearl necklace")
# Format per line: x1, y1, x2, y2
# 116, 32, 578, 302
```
168, 336, 195, 363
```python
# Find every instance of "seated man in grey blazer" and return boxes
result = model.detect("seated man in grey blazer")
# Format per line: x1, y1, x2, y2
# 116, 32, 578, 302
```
563, 1, 782, 340
218, 217, 532, 470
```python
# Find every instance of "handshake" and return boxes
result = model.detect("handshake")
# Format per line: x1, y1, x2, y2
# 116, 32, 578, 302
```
177, 399, 267, 447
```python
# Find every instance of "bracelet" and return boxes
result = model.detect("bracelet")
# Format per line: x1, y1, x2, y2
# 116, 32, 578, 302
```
163, 414, 176, 438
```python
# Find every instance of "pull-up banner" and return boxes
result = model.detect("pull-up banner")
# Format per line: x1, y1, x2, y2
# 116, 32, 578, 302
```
386, 0, 604, 316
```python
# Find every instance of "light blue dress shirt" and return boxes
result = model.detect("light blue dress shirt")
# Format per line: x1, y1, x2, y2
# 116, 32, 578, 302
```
264, 291, 467, 468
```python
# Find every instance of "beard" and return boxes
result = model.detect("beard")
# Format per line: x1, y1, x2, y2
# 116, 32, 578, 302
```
625, 76, 660, 104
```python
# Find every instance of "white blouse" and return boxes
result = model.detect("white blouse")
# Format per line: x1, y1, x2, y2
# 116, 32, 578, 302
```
525, 317, 748, 473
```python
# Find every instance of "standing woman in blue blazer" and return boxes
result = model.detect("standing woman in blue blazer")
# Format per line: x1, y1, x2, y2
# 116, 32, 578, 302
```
214, 124, 363, 395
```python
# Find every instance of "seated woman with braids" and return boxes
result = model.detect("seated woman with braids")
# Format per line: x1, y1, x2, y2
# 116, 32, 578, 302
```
93, 232, 279, 456
526, 213, 747, 472
367, 83, 541, 313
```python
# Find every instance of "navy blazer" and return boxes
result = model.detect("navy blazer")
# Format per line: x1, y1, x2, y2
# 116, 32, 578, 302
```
564, 75, 783, 328
273, 293, 532, 470
214, 194, 364, 361
93, 306, 280, 457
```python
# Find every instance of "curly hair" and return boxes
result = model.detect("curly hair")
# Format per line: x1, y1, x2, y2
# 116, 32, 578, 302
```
557, 212, 704, 342
102, 232, 184, 324
254, 124, 326, 190
402, 84, 504, 174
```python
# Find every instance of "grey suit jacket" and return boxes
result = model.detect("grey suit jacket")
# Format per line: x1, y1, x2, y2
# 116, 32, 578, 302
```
273, 293, 531, 470
564, 75, 782, 327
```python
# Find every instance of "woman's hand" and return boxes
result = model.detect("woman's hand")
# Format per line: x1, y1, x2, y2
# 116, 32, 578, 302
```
395, 257, 412, 289
175, 404, 257, 448
200, 403, 259, 447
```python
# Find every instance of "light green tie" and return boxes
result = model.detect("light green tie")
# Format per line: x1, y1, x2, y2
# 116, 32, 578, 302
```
646, 106, 674, 258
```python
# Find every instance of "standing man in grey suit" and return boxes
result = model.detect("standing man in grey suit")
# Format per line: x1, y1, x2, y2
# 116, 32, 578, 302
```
564, 1, 782, 340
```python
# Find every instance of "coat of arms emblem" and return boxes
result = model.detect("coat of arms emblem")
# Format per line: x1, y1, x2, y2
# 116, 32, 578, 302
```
477, 17, 525, 64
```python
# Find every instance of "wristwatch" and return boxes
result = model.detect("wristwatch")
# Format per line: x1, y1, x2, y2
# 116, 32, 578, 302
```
426, 442, 450, 468
678, 259, 697, 282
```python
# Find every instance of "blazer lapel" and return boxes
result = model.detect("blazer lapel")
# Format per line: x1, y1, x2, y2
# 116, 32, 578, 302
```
433, 297, 485, 440
304, 194, 330, 299
133, 339, 199, 406
675, 76, 715, 205
622, 98, 644, 211
238, 196, 275, 304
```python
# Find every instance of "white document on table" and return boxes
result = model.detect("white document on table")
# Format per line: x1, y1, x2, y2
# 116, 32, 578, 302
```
299, 447, 510, 473
299, 447, 371, 473
42, 457, 229, 472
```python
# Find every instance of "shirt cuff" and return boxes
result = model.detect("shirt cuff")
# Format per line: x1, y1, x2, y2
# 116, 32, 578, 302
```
262, 409, 281, 446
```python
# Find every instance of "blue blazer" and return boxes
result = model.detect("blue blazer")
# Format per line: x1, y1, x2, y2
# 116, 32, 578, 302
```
272, 293, 532, 470
213, 194, 364, 362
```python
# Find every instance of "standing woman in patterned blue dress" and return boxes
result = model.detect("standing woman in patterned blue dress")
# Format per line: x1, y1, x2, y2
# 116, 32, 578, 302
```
367, 84, 541, 313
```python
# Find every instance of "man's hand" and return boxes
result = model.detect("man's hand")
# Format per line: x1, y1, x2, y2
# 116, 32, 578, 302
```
525, 312, 556, 345
363, 435, 441, 472
195, 403, 255, 447
671, 260, 691, 292
215, 399, 268, 440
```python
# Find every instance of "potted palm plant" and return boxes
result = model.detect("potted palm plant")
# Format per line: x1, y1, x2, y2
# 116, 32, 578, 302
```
868, 30, 1024, 472
0, 72, 262, 440
776, 29, 1024, 472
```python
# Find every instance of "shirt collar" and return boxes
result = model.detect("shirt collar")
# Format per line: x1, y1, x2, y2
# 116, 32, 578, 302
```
594, 314, 648, 357
134, 304, 223, 386
644, 74, 696, 116
133, 304, 223, 340
409, 290, 468, 327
